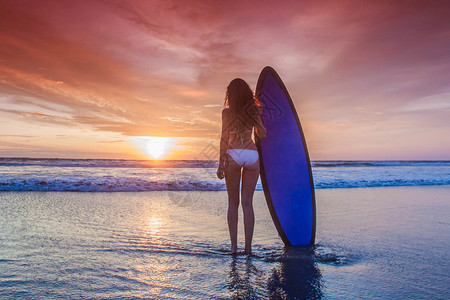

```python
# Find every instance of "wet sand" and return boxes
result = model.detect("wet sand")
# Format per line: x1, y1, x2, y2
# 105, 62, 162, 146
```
0, 186, 449, 298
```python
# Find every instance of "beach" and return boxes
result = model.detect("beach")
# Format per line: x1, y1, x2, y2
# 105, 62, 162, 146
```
2, 1, 450, 298
1, 186, 449, 299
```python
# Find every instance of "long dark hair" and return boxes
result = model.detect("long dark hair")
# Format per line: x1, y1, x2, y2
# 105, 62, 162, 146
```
224, 78, 260, 132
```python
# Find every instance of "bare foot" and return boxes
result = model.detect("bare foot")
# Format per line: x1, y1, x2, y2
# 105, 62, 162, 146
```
231, 245, 237, 255
244, 246, 252, 255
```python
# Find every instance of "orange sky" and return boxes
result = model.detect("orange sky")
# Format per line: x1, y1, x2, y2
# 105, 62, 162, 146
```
1, 0, 449, 160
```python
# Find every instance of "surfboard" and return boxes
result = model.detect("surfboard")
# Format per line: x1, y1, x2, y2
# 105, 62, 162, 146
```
255, 66, 316, 246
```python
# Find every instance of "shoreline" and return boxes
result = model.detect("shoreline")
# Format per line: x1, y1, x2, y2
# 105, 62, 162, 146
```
0, 184, 449, 192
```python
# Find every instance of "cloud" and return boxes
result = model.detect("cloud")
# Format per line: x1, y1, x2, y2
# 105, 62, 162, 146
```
0, 0, 449, 158
0, 134, 35, 138
160, 116, 196, 125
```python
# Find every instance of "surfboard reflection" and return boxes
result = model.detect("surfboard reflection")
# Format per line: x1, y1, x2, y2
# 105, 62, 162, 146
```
267, 247, 323, 299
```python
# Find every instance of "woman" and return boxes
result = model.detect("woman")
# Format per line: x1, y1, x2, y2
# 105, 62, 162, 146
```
217, 78, 266, 255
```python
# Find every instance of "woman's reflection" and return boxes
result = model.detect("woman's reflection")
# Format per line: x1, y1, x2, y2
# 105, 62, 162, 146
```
228, 256, 258, 299
227, 247, 323, 299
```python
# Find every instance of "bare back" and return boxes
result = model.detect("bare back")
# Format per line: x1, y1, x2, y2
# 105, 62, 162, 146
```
220, 107, 266, 153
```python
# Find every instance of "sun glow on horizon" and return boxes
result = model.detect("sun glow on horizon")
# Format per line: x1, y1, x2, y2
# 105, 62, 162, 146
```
129, 136, 176, 160
146, 137, 172, 159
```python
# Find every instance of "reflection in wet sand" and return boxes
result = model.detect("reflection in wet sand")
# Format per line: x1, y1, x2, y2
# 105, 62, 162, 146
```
228, 257, 258, 299
227, 247, 323, 299
267, 247, 323, 299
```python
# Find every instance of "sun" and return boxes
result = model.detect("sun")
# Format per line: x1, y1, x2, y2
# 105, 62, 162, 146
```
145, 137, 173, 160
128, 136, 178, 160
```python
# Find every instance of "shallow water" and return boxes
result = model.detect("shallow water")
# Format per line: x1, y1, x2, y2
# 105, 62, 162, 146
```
0, 187, 449, 298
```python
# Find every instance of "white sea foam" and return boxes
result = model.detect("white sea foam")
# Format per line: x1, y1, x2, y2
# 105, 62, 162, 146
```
0, 158, 449, 191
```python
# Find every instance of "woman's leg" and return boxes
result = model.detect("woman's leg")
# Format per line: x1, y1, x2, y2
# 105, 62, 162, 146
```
224, 155, 242, 254
241, 159, 260, 254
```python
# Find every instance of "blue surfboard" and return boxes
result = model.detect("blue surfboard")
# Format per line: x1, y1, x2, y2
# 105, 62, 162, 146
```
255, 66, 316, 246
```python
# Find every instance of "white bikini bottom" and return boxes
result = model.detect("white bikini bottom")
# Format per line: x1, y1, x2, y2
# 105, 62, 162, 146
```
227, 149, 259, 168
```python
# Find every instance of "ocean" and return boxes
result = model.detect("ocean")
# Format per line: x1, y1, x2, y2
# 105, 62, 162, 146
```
0, 158, 449, 191
0, 159, 449, 299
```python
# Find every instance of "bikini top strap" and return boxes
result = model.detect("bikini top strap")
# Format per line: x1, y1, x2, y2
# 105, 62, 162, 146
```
229, 129, 252, 134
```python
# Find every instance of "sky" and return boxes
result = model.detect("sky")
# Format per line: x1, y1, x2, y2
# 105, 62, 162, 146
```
1, 0, 449, 160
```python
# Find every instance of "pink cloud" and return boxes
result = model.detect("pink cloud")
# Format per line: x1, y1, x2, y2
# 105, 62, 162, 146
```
0, 0, 449, 159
